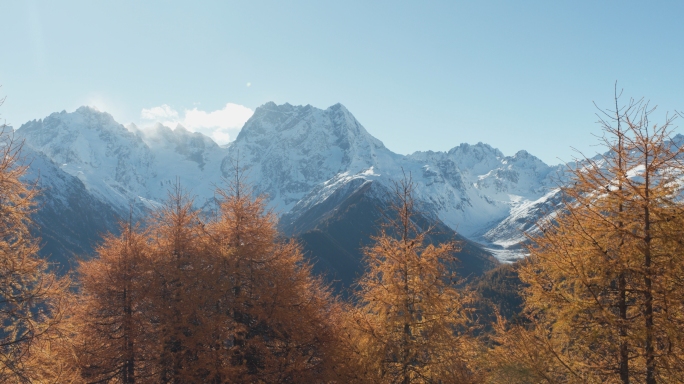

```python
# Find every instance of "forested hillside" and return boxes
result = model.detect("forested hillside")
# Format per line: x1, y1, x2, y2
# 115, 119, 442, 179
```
3, 96, 684, 383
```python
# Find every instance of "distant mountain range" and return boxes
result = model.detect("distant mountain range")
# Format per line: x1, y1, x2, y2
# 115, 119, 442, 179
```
12, 102, 574, 287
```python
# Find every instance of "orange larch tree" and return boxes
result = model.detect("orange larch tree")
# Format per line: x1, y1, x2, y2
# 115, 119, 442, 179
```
145, 185, 219, 383
205, 168, 343, 383
73, 221, 155, 383
490, 95, 684, 383
350, 176, 478, 384
0, 125, 70, 383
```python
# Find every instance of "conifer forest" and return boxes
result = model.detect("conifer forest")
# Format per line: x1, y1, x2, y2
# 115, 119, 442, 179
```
3, 97, 684, 384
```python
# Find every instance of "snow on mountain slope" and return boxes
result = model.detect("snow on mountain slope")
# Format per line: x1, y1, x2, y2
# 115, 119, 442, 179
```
17, 103, 568, 262
17, 142, 121, 266
228, 103, 569, 259
133, 122, 229, 211
225, 102, 399, 212
17, 107, 231, 216
17, 108, 156, 214
479, 189, 563, 261
405, 145, 559, 236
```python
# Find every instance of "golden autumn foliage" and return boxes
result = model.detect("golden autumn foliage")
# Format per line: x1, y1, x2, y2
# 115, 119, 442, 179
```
72, 222, 155, 382
487, 96, 684, 383
70, 173, 346, 383
146, 186, 218, 382
205, 175, 343, 383
10, 90, 684, 383
347, 176, 479, 384
0, 128, 71, 383
52, 174, 486, 384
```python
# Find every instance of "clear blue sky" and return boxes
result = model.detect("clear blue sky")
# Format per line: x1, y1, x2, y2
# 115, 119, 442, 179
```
1, 1, 683, 164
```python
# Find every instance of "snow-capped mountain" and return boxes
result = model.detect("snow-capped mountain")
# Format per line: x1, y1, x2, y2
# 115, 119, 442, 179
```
18, 108, 157, 214
17, 142, 121, 268
15, 103, 568, 263
231, 102, 567, 262
227, 102, 397, 211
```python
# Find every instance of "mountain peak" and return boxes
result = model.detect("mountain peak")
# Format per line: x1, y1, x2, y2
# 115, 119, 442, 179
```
77, 105, 100, 113
513, 149, 530, 158
152, 122, 169, 131
140, 122, 218, 151
18, 107, 130, 140
446, 142, 505, 164
255, 101, 294, 113
226, 102, 391, 209
74, 105, 115, 120
508, 149, 548, 168
253, 101, 350, 116
238, 102, 383, 147
327, 102, 348, 112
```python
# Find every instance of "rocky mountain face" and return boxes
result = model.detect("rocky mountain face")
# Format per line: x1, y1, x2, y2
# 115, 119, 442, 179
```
233, 103, 569, 261
18, 108, 156, 215
283, 178, 498, 296
14, 103, 570, 281
19, 144, 121, 270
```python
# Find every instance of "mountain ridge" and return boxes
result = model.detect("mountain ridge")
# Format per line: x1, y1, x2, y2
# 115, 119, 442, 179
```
15, 102, 564, 264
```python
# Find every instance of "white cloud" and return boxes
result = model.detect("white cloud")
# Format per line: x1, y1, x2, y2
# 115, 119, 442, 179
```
141, 104, 179, 120
139, 103, 253, 145
212, 130, 232, 145
183, 103, 253, 131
